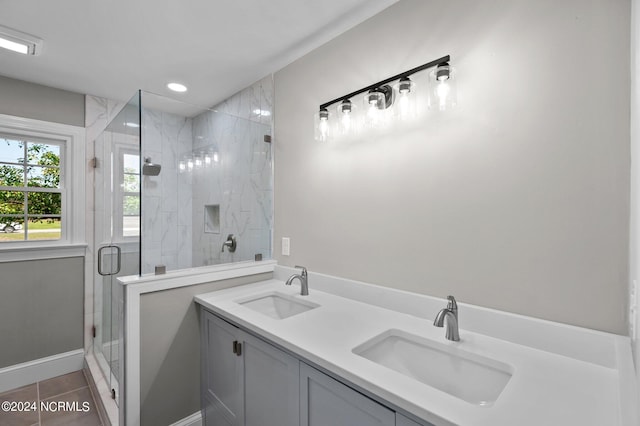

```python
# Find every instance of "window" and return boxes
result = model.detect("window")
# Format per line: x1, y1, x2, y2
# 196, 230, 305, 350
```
120, 150, 140, 238
0, 114, 85, 249
0, 135, 63, 242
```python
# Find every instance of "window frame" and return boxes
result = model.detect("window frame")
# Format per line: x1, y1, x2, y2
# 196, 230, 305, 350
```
0, 114, 85, 254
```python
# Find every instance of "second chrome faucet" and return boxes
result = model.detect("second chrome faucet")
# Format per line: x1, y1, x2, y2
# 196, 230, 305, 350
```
285, 265, 309, 296
433, 295, 460, 341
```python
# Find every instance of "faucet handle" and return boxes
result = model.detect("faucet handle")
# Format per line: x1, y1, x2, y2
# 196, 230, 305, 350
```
447, 295, 458, 318
294, 265, 307, 277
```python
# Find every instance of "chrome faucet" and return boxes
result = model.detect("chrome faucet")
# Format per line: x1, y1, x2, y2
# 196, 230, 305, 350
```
285, 265, 309, 296
221, 234, 236, 253
433, 295, 460, 341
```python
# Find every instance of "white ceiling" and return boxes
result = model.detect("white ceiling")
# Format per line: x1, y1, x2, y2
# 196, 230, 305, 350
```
0, 0, 397, 109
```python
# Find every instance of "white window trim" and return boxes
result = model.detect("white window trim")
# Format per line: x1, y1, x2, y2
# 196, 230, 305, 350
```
0, 113, 86, 260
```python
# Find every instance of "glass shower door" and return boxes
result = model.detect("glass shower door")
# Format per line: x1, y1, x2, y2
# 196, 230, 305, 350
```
93, 92, 141, 403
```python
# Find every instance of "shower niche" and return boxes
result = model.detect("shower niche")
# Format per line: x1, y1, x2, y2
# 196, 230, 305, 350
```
204, 205, 220, 234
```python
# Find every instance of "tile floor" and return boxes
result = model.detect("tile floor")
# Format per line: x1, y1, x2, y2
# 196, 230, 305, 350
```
0, 370, 103, 426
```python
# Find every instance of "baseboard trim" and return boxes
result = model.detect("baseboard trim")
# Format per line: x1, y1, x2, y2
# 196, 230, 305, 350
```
0, 349, 84, 393
169, 411, 202, 426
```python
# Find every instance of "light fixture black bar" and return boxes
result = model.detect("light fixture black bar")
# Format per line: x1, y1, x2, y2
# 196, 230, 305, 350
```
319, 54, 450, 111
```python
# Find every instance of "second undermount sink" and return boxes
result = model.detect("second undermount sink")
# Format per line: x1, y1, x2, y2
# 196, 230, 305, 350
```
353, 329, 513, 406
236, 291, 319, 319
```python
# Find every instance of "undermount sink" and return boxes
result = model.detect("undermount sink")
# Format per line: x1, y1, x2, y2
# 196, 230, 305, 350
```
236, 291, 319, 319
353, 329, 512, 406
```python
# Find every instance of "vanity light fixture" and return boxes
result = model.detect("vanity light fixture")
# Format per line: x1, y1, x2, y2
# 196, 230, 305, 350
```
315, 54, 455, 141
0, 25, 43, 55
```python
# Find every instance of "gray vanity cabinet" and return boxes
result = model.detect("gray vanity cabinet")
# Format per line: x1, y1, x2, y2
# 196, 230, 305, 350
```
202, 312, 242, 426
202, 309, 434, 426
201, 311, 299, 426
300, 362, 395, 426
397, 413, 430, 426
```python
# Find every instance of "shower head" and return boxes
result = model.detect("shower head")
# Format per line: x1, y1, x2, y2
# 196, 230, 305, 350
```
142, 157, 161, 176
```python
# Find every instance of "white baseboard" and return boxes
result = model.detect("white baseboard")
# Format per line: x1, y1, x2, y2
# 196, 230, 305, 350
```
0, 349, 84, 393
169, 411, 202, 426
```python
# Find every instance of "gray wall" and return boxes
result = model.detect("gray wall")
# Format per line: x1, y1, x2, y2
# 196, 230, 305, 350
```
0, 75, 85, 127
630, 0, 640, 399
274, 0, 630, 334
139, 272, 272, 426
0, 257, 84, 368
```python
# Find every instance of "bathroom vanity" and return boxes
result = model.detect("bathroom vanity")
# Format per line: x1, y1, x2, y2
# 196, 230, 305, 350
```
200, 310, 424, 426
195, 270, 637, 426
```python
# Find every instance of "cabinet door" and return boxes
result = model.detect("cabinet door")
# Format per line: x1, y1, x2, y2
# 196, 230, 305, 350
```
202, 312, 243, 426
242, 331, 299, 426
300, 363, 394, 426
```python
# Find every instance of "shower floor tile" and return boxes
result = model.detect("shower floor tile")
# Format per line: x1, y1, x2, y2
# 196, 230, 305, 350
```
0, 371, 103, 426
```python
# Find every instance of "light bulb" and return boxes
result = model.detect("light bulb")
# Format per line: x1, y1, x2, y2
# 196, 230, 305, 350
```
187, 158, 194, 171
395, 77, 415, 120
179, 160, 186, 173
315, 108, 330, 142
429, 64, 456, 111
213, 152, 219, 163
364, 90, 386, 129
195, 153, 203, 168
204, 152, 212, 166
437, 82, 450, 110
338, 100, 353, 135
319, 119, 328, 139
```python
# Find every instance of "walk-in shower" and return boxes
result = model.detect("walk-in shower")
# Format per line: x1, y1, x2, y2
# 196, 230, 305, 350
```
88, 84, 273, 418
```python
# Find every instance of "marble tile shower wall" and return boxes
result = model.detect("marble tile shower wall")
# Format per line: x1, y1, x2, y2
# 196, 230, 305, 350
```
141, 75, 273, 271
141, 109, 193, 273
190, 75, 273, 266
191, 111, 272, 266
87, 75, 273, 277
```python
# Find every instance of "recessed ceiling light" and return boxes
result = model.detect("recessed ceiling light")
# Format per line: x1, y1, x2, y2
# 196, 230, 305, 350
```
0, 24, 42, 55
167, 82, 187, 93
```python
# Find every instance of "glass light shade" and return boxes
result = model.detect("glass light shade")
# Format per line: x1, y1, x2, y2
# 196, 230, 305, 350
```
428, 65, 457, 111
364, 90, 388, 129
187, 158, 194, 171
314, 109, 331, 142
213, 151, 219, 163
336, 100, 358, 138
394, 77, 417, 120
178, 160, 186, 173
204, 152, 212, 166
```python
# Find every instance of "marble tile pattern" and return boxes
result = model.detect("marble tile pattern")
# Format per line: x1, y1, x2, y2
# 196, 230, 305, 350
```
141, 108, 193, 274
191, 112, 272, 267
87, 75, 273, 276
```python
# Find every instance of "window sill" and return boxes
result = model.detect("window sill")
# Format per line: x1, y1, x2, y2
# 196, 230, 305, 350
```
0, 243, 87, 262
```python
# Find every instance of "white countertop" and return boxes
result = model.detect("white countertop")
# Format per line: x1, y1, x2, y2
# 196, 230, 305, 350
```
195, 278, 634, 426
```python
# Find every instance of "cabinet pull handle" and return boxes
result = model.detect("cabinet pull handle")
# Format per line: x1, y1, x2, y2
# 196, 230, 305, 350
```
233, 340, 242, 356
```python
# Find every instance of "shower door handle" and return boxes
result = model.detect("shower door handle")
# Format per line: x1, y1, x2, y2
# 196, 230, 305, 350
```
112, 245, 121, 275
98, 245, 122, 276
